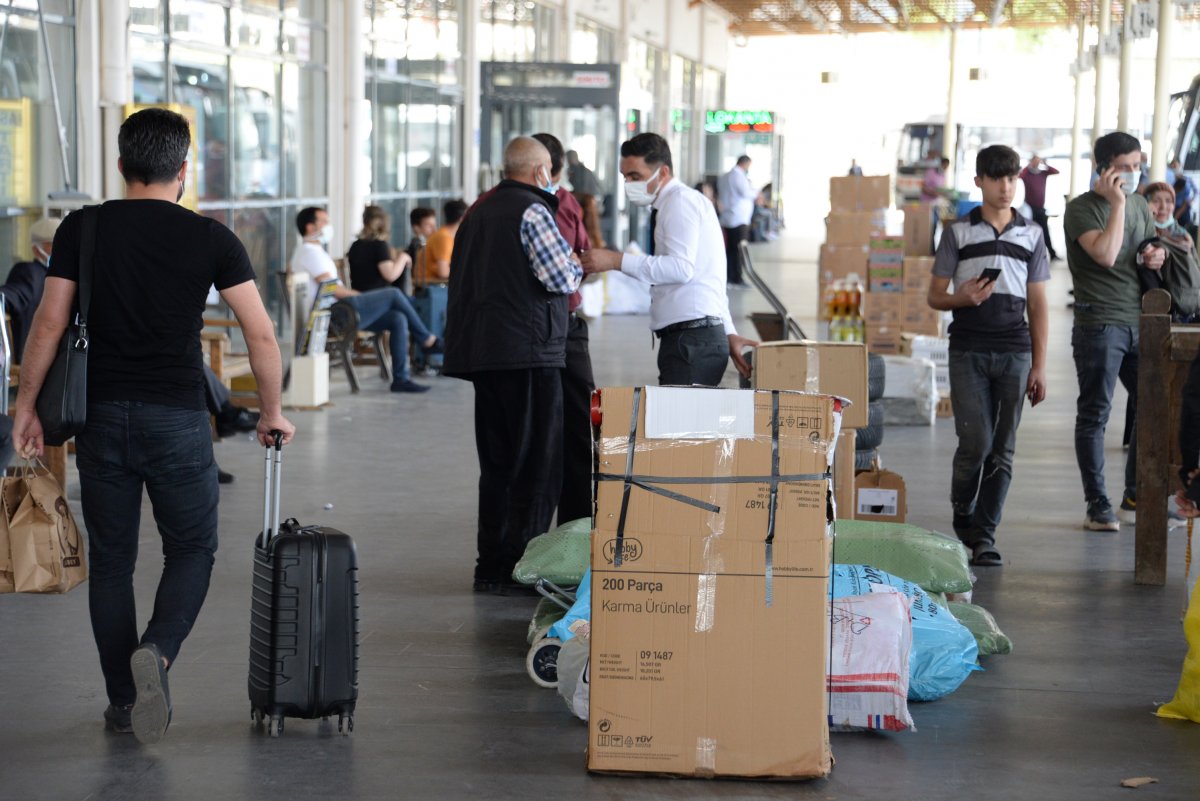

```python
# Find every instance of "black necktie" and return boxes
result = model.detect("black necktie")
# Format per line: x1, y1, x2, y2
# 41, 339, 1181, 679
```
649, 209, 658, 256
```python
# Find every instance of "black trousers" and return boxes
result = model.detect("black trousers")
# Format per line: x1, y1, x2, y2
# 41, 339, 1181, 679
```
657, 325, 729, 387
1030, 206, 1058, 259
723, 224, 750, 284
472, 368, 564, 583
558, 315, 595, 525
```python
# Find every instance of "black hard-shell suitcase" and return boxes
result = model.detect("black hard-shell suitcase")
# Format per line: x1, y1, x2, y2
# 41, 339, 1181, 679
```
248, 434, 359, 736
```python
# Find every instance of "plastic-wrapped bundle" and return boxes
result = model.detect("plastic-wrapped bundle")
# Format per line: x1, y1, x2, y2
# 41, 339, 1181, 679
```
511, 518, 591, 585
834, 519, 973, 594
947, 601, 1013, 656
828, 589, 915, 732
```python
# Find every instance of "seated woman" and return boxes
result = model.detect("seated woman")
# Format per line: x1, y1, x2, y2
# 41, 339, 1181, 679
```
348, 205, 411, 291
1146, 181, 1200, 322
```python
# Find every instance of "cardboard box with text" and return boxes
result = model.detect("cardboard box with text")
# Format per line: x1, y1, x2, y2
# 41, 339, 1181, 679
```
753, 341, 868, 429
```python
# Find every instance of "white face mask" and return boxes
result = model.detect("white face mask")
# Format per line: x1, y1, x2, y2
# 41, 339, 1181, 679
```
33, 245, 50, 265
624, 167, 662, 207
1154, 216, 1173, 228
1119, 171, 1140, 195
318, 223, 333, 245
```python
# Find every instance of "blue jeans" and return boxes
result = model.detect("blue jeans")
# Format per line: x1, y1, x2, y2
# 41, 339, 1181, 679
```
1071, 324, 1137, 504
75, 402, 219, 706
345, 287, 434, 383
948, 350, 1031, 548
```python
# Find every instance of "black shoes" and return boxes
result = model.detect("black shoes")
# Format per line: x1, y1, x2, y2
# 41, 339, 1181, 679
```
104, 703, 133, 734
218, 468, 235, 485
215, 407, 259, 438
130, 643, 172, 744
391, 379, 431, 393
423, 336, 445, 355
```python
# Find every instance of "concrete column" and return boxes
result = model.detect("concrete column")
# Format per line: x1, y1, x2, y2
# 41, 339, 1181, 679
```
98, 0, 130, 200
944, 26, 959, 186
1149, 0, 1172, 182
562, 0, 576, 61
74, 0, 102, 199
1093, 0, 1110, 139
463, 0, 482, 200
1070, 19, 1086, 198
326, 1, 364, 255
1117, 13, 1133, 132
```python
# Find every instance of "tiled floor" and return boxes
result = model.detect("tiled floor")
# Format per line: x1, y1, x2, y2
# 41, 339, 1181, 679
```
2, 235, 1199, 800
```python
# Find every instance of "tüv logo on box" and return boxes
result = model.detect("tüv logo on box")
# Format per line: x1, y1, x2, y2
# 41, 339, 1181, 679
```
602, 538, 643, 564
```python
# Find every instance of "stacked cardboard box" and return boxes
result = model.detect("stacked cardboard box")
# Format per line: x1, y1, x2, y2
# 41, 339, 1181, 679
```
900, 257, 941, 336
903, 203, 934, 257
821, 177, 891, 322
862, 292, 902, 355
826, 211, 886, 246
588, 386, 837, 780
830, 175, 890, 212
868, 236, 904, 293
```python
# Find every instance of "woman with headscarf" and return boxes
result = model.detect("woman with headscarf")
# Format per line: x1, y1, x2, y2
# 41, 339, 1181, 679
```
1145, 181, 1200, 321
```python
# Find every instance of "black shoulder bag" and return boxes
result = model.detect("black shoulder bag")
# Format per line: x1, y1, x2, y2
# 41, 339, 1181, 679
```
36, 207, 96, 446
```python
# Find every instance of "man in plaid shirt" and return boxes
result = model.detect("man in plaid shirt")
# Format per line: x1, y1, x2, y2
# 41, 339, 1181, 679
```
444, 137, 583, 594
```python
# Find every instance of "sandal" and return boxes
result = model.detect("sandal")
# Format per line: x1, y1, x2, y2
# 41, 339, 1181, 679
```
970, 544, 1003, 567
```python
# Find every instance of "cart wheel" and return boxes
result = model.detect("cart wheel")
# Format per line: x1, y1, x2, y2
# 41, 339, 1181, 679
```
338, 714, 345, 734
253, 709, 265, 728
526, 637, 562, 688
270, 716, 283, 738
347, 715, 354, 734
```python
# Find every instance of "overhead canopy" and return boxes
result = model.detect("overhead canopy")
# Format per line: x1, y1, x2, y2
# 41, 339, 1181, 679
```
706, 0, 1157, 36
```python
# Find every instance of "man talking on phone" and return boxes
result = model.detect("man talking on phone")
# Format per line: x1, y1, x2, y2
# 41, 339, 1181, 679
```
927, 145, 1049, 567
1064, 132, 1165, 531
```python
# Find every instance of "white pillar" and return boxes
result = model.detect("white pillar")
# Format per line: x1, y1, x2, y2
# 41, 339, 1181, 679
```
1117, 14, 1133, 132
327, 2, 366, 255
562, 0, 576, 61
1093, 0, 1110, 139
944, 26, 959, 186
74, 0, 102, 199
1149, 0, 1172, 182
1070, 20, 1086, 198
98, 0, 130, 201
463, 0, 482, 200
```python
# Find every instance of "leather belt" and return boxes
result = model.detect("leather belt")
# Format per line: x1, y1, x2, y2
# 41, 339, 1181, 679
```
654, 316, 723, 338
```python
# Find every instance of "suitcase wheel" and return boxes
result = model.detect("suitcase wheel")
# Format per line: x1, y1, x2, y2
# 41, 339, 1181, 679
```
252, 708, 265, 728
269, 716, 284, 738
338, 713, 354, 735
526, 637, 562, 688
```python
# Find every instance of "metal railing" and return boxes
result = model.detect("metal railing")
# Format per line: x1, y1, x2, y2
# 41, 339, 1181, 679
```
739, 239, 807, 340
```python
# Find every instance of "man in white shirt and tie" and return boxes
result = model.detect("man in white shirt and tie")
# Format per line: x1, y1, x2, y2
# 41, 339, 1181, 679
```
581, 133, 756, 386
717, 155, 756, 286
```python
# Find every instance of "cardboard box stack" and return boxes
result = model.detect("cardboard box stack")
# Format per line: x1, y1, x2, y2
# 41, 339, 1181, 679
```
862, 292, 902, 355
588, 386, 837, 780
903, 203, 934, 257
868, 236, 904, 293
821, 176, 890, 332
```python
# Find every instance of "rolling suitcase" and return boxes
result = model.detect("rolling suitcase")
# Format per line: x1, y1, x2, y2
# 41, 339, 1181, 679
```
248, 433, 360, 737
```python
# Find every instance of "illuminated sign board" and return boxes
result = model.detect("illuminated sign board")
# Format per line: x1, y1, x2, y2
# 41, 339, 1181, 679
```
705, 110, 774, 134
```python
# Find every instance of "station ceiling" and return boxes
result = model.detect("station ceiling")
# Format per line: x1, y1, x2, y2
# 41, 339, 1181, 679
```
709, 0, 1141, 36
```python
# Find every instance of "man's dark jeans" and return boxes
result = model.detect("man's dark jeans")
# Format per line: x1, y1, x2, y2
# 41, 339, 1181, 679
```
948, 351, 1031, 548
1030, 206, 1058, 259
345, 287, 434, 383
1072, 323, 1138, 505
658, 325, 728, 387
723, 224, 749, 284
75, 402, 219, 706
558, 315, 595, 524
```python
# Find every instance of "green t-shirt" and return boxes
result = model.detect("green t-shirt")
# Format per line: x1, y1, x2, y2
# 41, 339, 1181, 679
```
1063, 190, 1155, 325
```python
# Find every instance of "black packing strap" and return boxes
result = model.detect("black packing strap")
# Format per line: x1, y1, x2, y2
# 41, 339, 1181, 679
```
765, 391, 781, 607
595, 472, 830, 486
613, 387, 641, 567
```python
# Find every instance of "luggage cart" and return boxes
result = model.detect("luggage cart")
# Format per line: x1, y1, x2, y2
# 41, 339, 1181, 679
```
525, 578, 577, 689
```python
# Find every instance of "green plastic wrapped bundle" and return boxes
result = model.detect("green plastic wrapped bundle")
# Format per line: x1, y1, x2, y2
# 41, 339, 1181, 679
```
834, 520, 973, 594
512, 518, 591, 585
948, 602, 1013, 656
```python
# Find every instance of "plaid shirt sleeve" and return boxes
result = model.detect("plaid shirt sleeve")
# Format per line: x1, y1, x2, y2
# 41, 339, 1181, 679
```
521, 204, 582, 295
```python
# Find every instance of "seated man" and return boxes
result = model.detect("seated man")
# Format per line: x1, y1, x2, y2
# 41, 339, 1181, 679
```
414, 200, 466, 290
292, 206, 443, 393
2, 217, 58, 361
406, 207, 437, 292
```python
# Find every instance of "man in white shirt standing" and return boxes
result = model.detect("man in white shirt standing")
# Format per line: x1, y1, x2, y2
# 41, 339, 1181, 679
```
717, 155, 756, 286
581, 134, 756, 386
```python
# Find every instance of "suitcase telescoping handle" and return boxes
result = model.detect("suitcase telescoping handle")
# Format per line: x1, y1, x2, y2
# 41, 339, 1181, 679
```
261, 430, 284, 545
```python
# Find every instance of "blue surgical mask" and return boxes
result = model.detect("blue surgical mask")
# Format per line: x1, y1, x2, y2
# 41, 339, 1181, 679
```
1154, 217, 1174, 229
545, 182, 559, 196
1119, 171, 1140, 195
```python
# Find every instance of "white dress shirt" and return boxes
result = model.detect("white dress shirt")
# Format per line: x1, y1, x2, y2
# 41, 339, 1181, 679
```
717, 166, 756, 228
292, 240, 340, 303
620, 178, 737, 336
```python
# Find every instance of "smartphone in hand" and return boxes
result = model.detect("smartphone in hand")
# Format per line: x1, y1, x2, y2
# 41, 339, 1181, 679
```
979, 267, 1001, 284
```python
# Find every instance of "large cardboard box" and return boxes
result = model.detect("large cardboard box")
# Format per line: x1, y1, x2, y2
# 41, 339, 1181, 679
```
862, 292, 902, 326
834, 428, 856, 519
903, 204, 934, 256
901, 292, 941, 336
854, 467, 907, 523
826, 211, 885, 246
753, 341, 869, 428
865, 323, 902, 355
903, 256, 935, 293
830, 175, 891, 212
589, 387, 836, 780
819, 243, 868, 282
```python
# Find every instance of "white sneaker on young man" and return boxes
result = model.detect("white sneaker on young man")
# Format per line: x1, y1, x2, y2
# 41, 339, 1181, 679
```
1085, 498, 1121, 532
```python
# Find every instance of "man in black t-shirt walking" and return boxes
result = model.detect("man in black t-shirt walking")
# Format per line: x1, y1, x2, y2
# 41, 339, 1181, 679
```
12, 108, 295, 744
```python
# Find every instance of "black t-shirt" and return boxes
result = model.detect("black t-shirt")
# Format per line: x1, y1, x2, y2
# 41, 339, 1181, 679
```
49, 200, 256, 409
347, 238, 392, 292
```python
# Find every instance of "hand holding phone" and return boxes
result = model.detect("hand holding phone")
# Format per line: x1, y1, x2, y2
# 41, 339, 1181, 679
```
979, 268, 1001, 285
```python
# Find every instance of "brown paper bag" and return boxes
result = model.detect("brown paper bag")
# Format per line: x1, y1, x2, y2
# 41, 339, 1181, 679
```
0, 485, 12, 593
4, 463, 87, 594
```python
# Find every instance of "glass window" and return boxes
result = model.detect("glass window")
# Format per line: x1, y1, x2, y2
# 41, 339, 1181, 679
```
130, 0, 167, 36
572, 18, 615, 64
480, 0, 555, 62
131, 36, 169, 103
232, 9, 281, 54
283, 0, 326, 20
170, 47, 230, 201
623, 39, 659, 134
169, 1, 229, 47
282, 63, 326, 197
231, 57, 281, 199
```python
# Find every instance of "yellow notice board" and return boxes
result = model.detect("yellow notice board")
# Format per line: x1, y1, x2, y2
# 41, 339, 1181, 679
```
0, 98, 33, 206
122, 103, 200, 211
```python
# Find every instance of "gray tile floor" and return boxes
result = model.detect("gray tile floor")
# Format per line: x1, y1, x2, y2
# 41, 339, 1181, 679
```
3, 235, 1200, 801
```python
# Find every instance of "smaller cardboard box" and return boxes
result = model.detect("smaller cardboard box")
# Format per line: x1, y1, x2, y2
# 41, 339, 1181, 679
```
903, 204, 934, 256
830, 175, 890, 212
901, 293, 941, 336
865, 323, 902, 355
869, 266, 903, 293
827, 211, 885, 246
754, 341, 869, 428
834, 429, 856, 519
862, 292, 902, 326
854, 467, 907, 523
936, 395, 954, 418
903, 256, 935, 293
819, 243, 868, 282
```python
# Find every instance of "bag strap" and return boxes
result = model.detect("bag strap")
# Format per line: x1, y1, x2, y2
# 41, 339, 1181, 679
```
76, 205, 97, 325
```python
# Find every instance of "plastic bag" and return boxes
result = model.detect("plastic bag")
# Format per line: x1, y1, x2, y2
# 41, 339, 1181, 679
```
511, 518, 590, 585
947, 602, 1013, 656
548, 568, 591, 642
556, 634, 590, 721
828, 589, 915, 732
1157, 572, 1200, 723
834, 520, 973, 594
832, 565, 981, 701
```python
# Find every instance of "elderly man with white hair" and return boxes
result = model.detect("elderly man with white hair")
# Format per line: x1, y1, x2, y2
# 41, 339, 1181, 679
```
443, 136, 583, 594
2, 217, 59, 361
